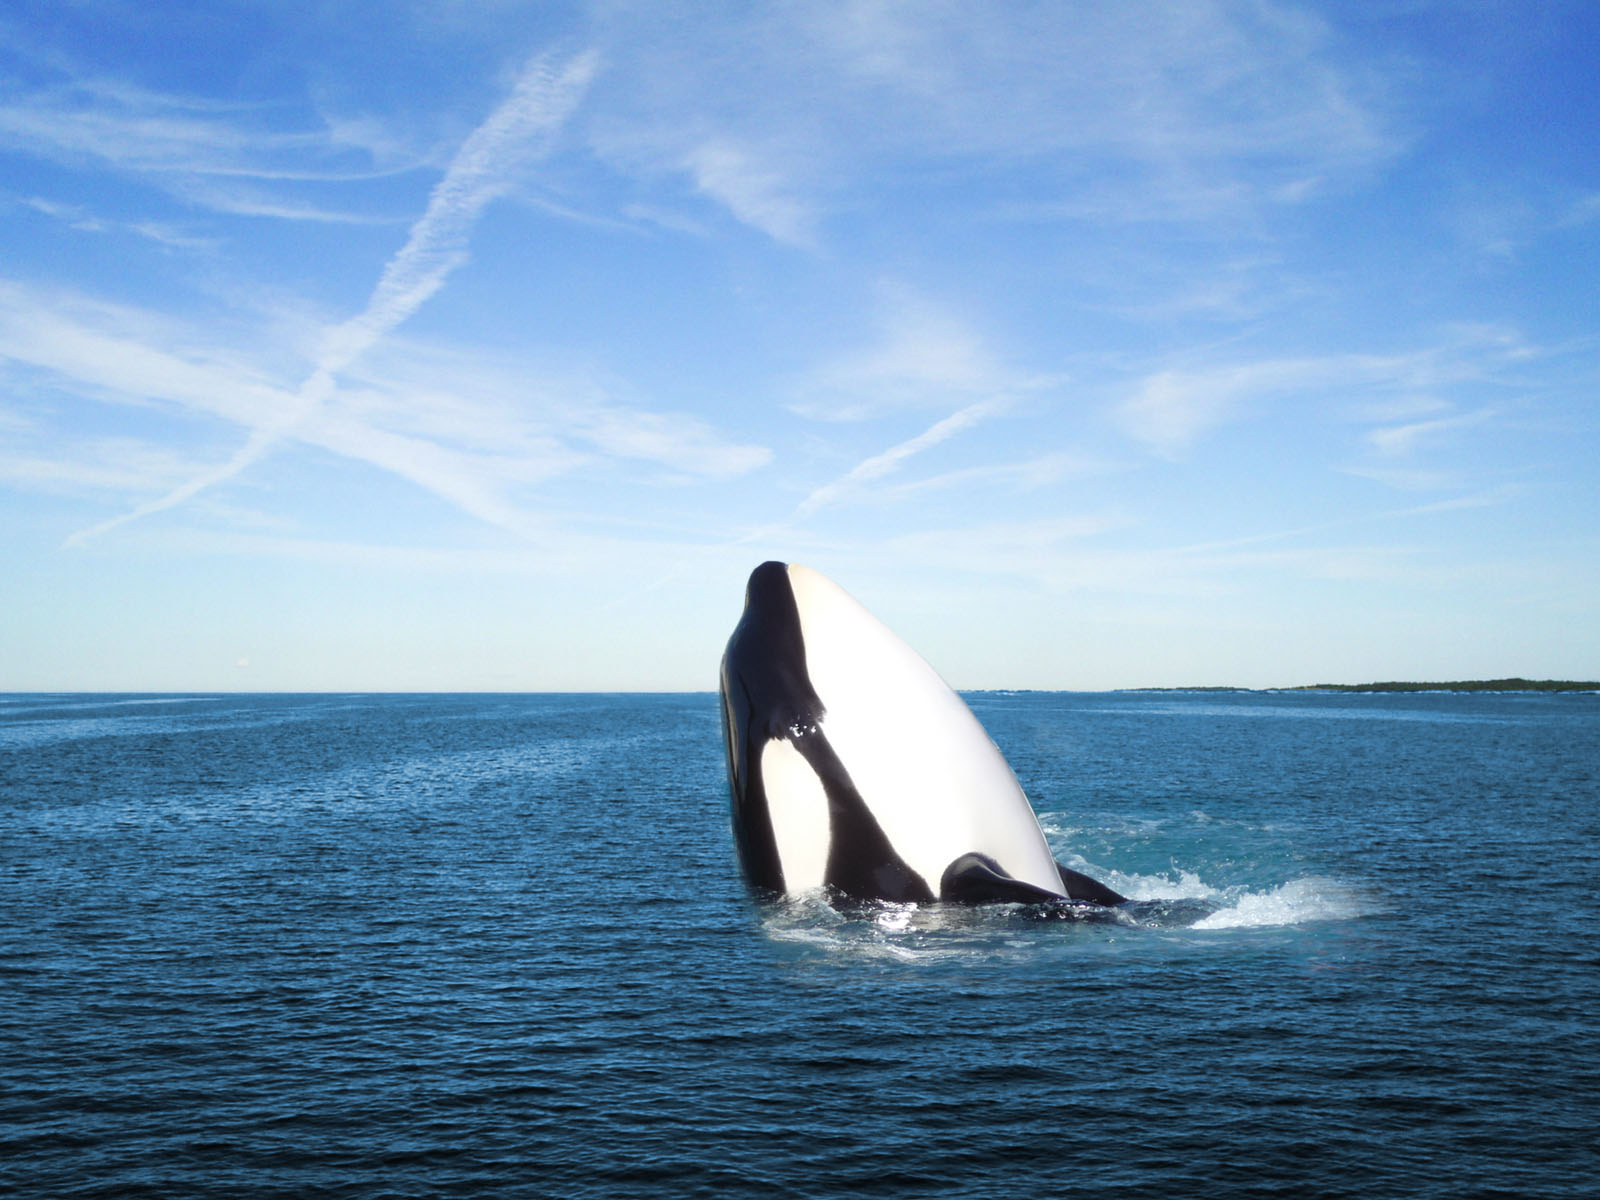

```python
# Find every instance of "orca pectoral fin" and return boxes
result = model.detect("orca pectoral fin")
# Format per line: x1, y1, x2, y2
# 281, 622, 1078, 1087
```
939, 853, 1067, 905
1055, 861, 1127, 907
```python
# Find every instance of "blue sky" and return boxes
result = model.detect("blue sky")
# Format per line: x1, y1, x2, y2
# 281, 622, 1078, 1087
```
2, 1, 1596, 691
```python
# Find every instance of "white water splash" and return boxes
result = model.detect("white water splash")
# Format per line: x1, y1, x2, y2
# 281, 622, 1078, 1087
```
755, 869, 1381, 962
1061, 851, 1382, 929
1191, 876, 1380, 929
1110, 867, 1217, 902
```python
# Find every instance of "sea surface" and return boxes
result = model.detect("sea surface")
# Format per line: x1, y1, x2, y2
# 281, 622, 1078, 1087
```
3, 690, 1597, 1198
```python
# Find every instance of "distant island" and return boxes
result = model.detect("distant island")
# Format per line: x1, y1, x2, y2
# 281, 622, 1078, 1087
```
1128, 678, 1599, 694
1287, 679, 1599, 693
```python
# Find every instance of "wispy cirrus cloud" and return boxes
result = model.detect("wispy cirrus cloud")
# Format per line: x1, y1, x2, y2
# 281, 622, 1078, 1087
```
794, 397, 1005, 519
0, 436, 206, 497
332, 339, 771, 482
682, 139, 815, 247
584, 0, 1399, 242
0, 74, 412, 187
1344, 403, 1501, 491
315, 49, 600, 375
0, 285, 562, 531
796, 298, 1002, 419
789, 285, 1054, 422
810, 0, 1395, 174
880, 451, 1126, 499
1559, 192, 1600, 228
774, 286, 1077, 522
0, 282, 288, 429
11, 195, 218, 246
873, 518, 1466, 602
168, 183, 406, 226
1113, 355, 1377, 458
1366, 409, 1495, 456
63, 48, 601, 546
629, 391, 1011, 600
1113, 329, 1535, 459
0, 276, 771, 539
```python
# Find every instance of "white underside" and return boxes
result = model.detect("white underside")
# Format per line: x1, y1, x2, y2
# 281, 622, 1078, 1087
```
759, 736, 831, 891
783, 563, 1063, 897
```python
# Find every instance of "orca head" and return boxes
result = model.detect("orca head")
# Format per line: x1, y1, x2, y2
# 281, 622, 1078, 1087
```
719, 561, 852, 897
725, 560, 823, 741
718, 561, 1126, 908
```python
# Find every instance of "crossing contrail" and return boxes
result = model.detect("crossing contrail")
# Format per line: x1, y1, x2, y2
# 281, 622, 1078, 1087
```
66, 48, 598, 548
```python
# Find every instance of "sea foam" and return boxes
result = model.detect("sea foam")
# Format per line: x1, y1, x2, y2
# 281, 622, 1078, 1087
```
1190, 876, 1380, 929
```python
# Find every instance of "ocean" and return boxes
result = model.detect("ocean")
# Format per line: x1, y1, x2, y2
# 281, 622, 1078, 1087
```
3, 690, 1596, 1198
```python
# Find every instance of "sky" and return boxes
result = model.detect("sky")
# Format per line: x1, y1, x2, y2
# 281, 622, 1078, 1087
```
2, 0, 1597, 691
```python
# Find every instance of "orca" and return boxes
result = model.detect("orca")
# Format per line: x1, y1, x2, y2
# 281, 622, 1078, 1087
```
718, 561, 1127, 907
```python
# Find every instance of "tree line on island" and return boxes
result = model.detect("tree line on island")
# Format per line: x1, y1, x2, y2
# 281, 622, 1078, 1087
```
1125, 678, 1598, 693
1286, 678, 1599, 693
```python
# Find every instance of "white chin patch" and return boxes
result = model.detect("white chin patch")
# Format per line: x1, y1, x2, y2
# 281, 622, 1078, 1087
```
759, 736, 831, 892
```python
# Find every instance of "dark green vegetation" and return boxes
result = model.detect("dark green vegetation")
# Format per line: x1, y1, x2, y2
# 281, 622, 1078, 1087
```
1288, 678, 1599, 693
1128, 679, 1599, 693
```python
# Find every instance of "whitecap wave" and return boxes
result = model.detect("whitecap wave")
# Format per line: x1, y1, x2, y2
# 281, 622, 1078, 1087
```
1190, 876, 1380, 929
755, 871, 1380, 960
1110, 867, 1217, 902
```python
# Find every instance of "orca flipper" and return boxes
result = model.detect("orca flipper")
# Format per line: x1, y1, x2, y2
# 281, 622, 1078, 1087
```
940, 853, 1068, 905
1055, 861, 1128, 907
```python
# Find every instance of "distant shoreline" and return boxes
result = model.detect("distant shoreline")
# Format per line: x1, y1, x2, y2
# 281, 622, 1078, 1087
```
4, 681, 1598, 697
1123, 678, 1600, 694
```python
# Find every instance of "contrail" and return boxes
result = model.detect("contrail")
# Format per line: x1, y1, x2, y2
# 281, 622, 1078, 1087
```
617, 397, 1007, 609
66, 48, 598, 548
792, 397, 1003, 519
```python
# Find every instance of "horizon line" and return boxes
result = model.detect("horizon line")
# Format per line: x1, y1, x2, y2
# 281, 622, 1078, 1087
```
4, 678, 1598, 698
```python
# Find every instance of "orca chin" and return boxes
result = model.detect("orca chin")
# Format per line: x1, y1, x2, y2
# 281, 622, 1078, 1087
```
718, 561, 1127, 907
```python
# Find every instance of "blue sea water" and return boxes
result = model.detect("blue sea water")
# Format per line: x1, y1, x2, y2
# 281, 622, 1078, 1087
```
3, 690, 1596, 1199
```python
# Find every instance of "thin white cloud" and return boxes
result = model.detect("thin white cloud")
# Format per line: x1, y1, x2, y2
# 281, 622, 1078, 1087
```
1339, 464, 1459, 492
318, 49, 600, 375
1114, 333, 1532, 458
1345, 394, 1452, 423
64, 430, 285, 546
13, 195, 214, 247
794, 397, 1005, 518
64, 48, 599, 546
563, 405, 772, 478
875, 520, 1452, 600
0, 277, 770, 537
1393, 485, 1521, 516
1559, 192, 1600, 228
0, 438, 204, 496
0, 283, 289, 428
882, 451, 1125, 498
811, 0, 1392, 170
790, 286, 1052, 421
682, 140, 814, 246
336, 341, 772, 480
584, 0, 1400, 241
0, 75, 406, 184
798, 297, 999, 419
1366, 409, 1494, 456
886, 513, 1128, 562
171, 182, 405, 225
623, 394, 1009, 603
299, 408, 556, 539
1114, 357, 1356, 458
